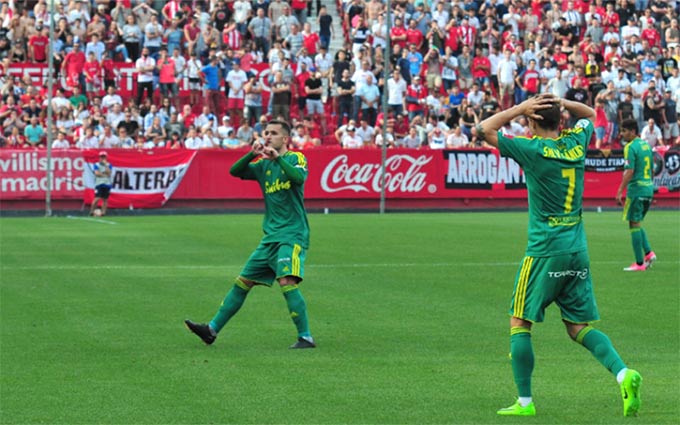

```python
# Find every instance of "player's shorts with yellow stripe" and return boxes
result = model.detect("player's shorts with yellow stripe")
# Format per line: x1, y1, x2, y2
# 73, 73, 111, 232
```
622, 196, 652, 222
240, 241, 306, 286
509, 250, 600, 324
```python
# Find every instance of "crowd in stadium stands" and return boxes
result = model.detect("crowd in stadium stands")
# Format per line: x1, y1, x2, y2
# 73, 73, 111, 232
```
0, 0, 679, 150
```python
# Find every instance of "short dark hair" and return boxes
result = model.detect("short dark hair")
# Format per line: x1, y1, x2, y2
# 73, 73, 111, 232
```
531, 99, 561, 131
267, 119, 291, 136
621, 118, 639, 134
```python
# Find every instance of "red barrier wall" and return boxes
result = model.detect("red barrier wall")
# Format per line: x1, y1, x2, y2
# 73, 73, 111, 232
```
2, 147, 678, 211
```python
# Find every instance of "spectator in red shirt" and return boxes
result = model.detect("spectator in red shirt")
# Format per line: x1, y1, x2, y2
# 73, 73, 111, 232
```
457, 17, 477, 50
406, 75, 428, 121
28, 27, 49, 63
83, 52, 103, 101
61, 40, 87, 92
520, 58, 541, 98
602, 3, 620, 28
301, 22, 319, 56
390, 17, 408, 50
472, 46, 491, 87
295, 61, 311, 115
641, 20, 661, 49
444, 18, 459, 54
406, 18, 425, 51
157, 47, 177, 100
184, 18, 201, 56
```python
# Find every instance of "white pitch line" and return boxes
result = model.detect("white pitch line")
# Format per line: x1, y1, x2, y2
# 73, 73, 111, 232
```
4, 260, 674, 271
66, 215, 118, 225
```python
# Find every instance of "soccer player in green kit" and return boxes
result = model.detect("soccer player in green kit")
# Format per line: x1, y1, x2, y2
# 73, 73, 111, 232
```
616, 118, 657, 271
185, 119, 315, 349
476, 94, 642, 417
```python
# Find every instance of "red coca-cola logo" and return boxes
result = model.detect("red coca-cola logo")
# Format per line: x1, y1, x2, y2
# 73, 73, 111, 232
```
320, 154, 433, 193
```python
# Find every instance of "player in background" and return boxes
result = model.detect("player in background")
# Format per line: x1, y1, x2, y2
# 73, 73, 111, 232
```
476, 93, 642, 417
185, 120, 315, 349
89, 151, 113, 216
616, 119, 657, 271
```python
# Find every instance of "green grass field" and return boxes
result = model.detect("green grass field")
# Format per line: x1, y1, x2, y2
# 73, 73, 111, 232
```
1, 211, 679, 424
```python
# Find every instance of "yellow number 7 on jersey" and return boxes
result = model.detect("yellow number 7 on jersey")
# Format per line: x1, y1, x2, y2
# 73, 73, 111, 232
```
561, 168, 575, 213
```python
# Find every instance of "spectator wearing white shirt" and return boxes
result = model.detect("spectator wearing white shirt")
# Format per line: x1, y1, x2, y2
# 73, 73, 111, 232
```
640, 118, 664, 147
341, 125, 364, 148
386, 70, 407, 116
201, 129, 220, 149
217, 116, 234, 139
135, 47, 155, 105
446, 126, 469, 148
99, 125, 121, 149
226, 60, 249, 122
51, 132, 71, 149
503, 5, 522, 37
184, 128, 204, 150
355, 119, 375, 145
428, 127, 447, 149
102, 86, 123, 111
106, 104, 126, 129
194, 106, 218, 133
76, 126, 100, 149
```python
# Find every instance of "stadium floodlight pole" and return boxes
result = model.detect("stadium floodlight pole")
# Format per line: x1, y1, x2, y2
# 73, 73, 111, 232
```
379, 0, 392, 214
45, 0, 56, 217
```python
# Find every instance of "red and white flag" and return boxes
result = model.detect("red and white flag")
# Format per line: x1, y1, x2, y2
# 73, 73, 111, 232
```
83, 150, 197, 209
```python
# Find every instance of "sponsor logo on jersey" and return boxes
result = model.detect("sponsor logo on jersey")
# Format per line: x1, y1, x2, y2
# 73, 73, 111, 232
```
265, 178, 292, 194
547, 268, 589, 279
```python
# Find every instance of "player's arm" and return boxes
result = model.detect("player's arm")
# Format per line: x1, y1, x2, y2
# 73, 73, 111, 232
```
616, 168, 634, 205
476, 93, 557, 148
229, 143, 263, 178
275, 155, 306, 185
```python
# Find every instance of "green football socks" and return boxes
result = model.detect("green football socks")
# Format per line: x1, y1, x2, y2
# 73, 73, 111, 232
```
209, 280, 251, 333
640, 228, 652, 254
575, 326, 626, 375
282, 285, 311, 338
630, 228, 644, 265
510, 327, 534, 398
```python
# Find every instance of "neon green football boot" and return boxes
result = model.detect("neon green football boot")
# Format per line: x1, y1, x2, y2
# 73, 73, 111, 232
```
496, 400, 536, 416
620, 369, 642, 417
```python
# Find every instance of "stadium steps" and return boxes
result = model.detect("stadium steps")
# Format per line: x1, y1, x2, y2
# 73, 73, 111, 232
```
309, 0, 345, 56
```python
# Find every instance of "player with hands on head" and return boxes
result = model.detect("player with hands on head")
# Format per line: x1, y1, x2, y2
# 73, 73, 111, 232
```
185, 119, 316, 349
476, 94, 642, 417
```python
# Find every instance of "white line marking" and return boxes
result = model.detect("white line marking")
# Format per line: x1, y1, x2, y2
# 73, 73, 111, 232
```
4, 260, 675, 271
66, 215, 118, 225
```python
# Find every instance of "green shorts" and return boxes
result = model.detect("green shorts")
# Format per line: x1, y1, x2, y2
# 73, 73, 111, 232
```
240, 241, 306, 286
508, 251, 600, 324
622, 196, 652, 222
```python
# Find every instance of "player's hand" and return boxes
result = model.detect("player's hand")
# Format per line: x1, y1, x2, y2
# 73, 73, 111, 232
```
262, 146, 279, 160
521, 93, 558, 120
616, 192, 624, 206
251, 141, 264, 155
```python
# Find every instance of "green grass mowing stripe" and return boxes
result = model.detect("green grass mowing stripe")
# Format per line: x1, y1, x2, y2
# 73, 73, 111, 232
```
0, 212, 678, 424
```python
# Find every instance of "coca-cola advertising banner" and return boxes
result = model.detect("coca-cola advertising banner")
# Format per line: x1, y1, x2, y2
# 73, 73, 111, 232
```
2, 148, 678, 207
6, 62, 275, 101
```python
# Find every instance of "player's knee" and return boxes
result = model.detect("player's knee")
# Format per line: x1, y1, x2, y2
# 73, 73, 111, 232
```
278, 276, 300, 291
564, 320, 588, 341
236, 277, 255, 290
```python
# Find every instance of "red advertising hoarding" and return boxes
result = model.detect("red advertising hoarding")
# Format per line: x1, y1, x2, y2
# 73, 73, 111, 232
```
2, 148, 678, 209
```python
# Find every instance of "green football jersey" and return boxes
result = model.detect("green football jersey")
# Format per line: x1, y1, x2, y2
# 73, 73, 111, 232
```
623, 137, 655, 198
498, 119, 593, 257
237, 151, 310, 248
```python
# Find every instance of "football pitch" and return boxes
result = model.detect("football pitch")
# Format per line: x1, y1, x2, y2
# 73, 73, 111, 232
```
1, 211, 678, 424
